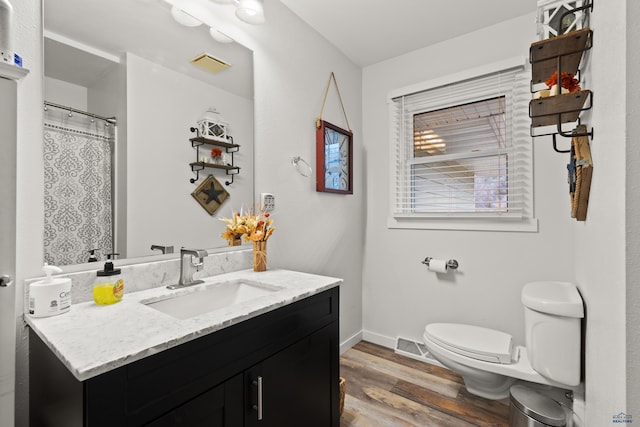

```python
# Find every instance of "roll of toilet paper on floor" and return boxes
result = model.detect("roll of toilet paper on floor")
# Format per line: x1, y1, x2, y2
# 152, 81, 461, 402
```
428, 259, 448, 273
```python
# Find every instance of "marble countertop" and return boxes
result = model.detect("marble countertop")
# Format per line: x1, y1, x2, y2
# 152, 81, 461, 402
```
25, 269, 342, 381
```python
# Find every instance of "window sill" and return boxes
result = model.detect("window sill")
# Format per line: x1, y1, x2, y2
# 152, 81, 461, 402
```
387, 215, 539, 233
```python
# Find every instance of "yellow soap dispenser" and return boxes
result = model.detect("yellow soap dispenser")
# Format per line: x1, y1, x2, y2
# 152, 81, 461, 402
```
93, 254, 124, 305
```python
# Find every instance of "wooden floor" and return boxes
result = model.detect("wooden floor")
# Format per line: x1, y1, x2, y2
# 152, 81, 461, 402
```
339, 341, 510, 427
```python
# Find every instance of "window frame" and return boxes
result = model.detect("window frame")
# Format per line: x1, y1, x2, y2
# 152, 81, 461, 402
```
387, 57, 538, 232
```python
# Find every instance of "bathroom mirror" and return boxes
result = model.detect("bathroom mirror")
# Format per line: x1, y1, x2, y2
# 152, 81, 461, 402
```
43, 0, 254, 266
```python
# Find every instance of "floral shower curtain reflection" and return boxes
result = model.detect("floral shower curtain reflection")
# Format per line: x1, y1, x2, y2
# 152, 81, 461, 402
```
43, 104, 115, 266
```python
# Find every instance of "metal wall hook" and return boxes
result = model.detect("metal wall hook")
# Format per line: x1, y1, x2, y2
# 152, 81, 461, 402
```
421, 257, 459, 270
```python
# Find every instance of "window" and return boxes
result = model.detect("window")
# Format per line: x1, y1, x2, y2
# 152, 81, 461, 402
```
389, 60, 537, 231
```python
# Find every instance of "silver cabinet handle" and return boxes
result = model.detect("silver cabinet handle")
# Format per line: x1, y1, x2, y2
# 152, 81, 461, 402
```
252, 376, 263, 421
0, 275, 12, 287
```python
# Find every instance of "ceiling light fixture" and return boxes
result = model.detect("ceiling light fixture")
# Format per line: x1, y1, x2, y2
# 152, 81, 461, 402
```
167, 0, 265, 45
170, 5, 202, 27
234, 0, 265, 25
209, 27, 234, 43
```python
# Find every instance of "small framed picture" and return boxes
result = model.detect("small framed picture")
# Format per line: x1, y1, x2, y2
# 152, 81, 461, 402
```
316, 120, 353, 194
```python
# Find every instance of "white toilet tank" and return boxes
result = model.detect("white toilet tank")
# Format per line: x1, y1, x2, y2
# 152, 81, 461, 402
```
522, 281, 584, 387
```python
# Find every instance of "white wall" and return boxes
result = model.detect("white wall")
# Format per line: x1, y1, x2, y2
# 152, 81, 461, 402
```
626, 1, 640, 420
574, 3, 629, 425
225, 0, 364, 348
44, 77, 87, 109
361, 13, 574, 349
125, 53, 254, 258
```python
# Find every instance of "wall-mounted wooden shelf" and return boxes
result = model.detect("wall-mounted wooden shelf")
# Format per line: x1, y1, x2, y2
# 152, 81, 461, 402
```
188, 127, 240, 185
530, 90, 592, 128
189, 136, 239, 151
530, 27, 592, 87
189, 161, 240, 173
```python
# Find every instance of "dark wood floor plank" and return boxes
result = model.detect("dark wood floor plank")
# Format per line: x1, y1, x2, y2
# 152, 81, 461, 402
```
339, 341, 510, 427
392, 380, 509, 427
341, 395, 425, 427
361, 385, 479, 427
354, 341, 464, 385
341, 348, 461, 398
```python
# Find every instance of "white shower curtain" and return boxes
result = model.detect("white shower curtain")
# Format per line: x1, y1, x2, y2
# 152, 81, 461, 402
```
43, 106, 115, 266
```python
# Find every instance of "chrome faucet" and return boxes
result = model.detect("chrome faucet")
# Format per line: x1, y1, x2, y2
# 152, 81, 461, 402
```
151, 244, 174, 254
167, 248, 209, 289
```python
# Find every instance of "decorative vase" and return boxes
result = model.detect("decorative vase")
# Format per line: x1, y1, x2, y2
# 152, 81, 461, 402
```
229, 238, 242, 247
252, 241, 267, 272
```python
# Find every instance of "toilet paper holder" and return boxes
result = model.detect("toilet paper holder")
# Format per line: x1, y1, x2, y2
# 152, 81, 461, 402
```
421, 257, 459, 270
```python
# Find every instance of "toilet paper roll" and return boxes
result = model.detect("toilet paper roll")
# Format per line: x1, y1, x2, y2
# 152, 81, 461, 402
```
428, 259, 448, 273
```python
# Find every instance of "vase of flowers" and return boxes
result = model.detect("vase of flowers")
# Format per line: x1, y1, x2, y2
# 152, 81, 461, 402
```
220, 211, 248, 246
211, 147, 223, 164
220, 207, 275, 271
244, 209, 274, 272
545, 70, 581, 95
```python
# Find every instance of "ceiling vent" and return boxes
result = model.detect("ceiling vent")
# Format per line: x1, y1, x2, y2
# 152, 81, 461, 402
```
190, 53, 231, 73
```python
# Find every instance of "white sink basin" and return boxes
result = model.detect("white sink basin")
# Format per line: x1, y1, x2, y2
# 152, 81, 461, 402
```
143, 279, 282, 320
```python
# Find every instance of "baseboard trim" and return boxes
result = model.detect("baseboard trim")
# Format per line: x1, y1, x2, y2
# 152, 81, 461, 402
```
340, 330, 363, 354
361, 330, 396, 349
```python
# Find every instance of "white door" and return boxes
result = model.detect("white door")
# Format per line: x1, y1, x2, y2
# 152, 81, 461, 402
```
0, 76, 18, 426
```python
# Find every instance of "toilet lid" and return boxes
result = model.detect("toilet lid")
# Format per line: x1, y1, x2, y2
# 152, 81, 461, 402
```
424, 323, 513, 364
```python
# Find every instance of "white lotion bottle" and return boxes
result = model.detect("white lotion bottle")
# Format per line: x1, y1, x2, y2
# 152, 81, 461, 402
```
28, 264, 72, 318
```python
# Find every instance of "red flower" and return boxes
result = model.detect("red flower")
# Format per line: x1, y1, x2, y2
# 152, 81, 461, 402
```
211, 148, 223, 157
545, 71, 582, 93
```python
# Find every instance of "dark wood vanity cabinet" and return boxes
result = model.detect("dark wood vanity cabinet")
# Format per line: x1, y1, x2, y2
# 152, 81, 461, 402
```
30, 287, 340, 427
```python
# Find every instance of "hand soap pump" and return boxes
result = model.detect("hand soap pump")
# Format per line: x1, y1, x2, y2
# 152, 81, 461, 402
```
28, 264, 72, 318
87, 249, 99, 262
94, 253, 124, 305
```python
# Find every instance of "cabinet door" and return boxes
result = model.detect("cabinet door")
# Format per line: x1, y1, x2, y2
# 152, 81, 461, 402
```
245, 323, 339, 427
145, 374, 243, 427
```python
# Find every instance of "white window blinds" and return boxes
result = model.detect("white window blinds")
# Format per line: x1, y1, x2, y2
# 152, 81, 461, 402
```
390, 65, 534, 226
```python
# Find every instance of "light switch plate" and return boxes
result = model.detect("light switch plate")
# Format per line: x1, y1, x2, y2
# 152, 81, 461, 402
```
261, 193, 275, 212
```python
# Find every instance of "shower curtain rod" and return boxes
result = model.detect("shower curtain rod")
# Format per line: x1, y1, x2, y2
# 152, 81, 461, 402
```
44, 101, 117, 125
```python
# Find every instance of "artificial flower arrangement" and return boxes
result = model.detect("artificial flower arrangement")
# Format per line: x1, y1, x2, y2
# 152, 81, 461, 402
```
219, 207, 275, 243
545, 70, 581, 94
211, 147, 223, 158
220, 211, 248, 243
534, 70, 582, 99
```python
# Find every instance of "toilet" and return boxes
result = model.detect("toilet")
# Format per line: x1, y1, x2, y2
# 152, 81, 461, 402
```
423, 281, 584, 400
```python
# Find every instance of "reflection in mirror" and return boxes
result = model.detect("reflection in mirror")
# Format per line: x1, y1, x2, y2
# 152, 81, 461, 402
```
43, 0, 254, 266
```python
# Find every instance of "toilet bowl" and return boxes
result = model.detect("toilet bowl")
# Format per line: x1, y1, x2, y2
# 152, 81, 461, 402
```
423, 281, 584, 400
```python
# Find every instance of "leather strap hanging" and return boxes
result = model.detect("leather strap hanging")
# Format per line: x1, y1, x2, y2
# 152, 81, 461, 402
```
316, 72, 351, 132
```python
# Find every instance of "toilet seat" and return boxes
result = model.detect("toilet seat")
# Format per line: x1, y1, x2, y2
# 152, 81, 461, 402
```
424, 323, 513, 364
